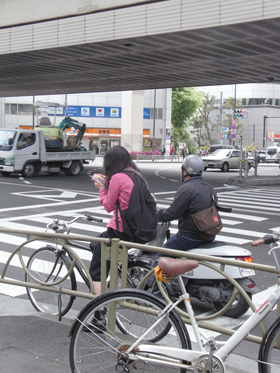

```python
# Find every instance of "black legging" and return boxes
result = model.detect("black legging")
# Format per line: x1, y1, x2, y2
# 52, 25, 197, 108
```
89, 227, 130, 281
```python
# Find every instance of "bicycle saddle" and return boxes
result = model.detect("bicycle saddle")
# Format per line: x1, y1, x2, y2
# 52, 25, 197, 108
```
158, 257, 199, 276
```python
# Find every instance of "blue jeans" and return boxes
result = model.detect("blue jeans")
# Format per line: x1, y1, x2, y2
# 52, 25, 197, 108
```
162, 232, 209, 253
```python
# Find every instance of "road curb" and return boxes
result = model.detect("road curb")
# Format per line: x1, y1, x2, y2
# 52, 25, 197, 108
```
228, 176, 280, 187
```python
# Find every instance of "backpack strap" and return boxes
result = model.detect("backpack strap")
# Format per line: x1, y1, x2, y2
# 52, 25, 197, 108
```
123, 168, 149, 188
115, 170, 137, 232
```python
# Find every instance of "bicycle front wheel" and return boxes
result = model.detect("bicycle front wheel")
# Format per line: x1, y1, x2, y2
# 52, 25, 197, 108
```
259, 318, 280, 372
25, 246, 76, 316
69, 289, 191, 373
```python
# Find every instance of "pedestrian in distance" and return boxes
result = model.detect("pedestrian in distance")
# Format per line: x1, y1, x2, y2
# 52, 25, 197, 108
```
182, 145, 189, 158
161, 144, 166, 155
170, 146, 175, 160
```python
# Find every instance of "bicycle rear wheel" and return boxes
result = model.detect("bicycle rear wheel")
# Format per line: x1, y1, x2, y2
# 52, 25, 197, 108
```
259, 317, 280, 372
25, 246, 76, 316
69, 288, 191, 373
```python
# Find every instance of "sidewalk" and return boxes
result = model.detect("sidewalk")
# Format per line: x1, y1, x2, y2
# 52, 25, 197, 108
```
0, 294, 258, 373
0, 294, 72, 373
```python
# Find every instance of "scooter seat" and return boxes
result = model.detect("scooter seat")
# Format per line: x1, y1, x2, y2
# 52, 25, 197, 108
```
158, 257, 199, 276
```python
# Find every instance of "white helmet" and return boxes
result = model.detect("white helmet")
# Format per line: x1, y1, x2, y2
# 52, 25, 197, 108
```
182, 155, 204, 176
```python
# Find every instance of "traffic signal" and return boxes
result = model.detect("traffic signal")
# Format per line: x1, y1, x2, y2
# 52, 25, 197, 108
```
233, 109, 244, 118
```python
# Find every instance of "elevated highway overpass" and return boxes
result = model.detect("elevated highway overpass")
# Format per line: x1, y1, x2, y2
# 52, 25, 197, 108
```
1, 0, 280, 97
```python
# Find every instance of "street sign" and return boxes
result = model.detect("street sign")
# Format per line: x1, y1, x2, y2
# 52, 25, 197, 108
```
268, 131, 274, 139
221, 134, 224, 139
231, 133, 236, 139
224, 127, 228, 132
231, 124, 236, 130
226, 109, 233, 115
224, 134, 228, 139
231, 119, 237, 125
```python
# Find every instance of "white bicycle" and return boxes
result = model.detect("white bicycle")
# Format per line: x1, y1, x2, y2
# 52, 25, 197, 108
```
69, 233, 280, 373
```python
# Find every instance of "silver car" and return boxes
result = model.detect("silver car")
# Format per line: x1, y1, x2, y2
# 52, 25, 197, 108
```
201, 149, 253, 172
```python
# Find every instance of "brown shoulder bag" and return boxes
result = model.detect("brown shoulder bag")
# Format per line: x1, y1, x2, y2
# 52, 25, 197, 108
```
190, 197, 223, 241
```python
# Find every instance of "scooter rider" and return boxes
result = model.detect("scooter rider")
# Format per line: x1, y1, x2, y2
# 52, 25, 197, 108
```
157, 154, 217, 251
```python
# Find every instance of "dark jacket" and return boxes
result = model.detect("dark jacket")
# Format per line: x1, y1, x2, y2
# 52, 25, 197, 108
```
157, 176, 217, 239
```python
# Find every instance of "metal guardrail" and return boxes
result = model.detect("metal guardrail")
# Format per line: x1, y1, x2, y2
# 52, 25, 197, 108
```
136, 154, 183, 162
0, 227, 277, 345
0, 228, 109, 301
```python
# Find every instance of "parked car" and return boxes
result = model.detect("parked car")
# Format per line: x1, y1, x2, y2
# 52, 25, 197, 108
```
257, 150, 267, 163
201, 149, 253, 172
209, 144, 235, 154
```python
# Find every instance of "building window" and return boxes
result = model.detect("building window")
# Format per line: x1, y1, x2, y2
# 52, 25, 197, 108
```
11, 104, 17, 115
18, 104, 33, 115
248, 98, 270, 105
5, 104, 10, 114
150, 108, 163, 119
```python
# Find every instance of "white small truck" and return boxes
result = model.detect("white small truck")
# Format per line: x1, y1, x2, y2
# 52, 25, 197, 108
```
0, 128, 95, 177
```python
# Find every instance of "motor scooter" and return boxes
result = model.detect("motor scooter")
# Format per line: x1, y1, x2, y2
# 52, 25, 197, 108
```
127, 222, 258, 318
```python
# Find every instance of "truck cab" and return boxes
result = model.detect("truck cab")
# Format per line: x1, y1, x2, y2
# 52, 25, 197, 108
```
0, 129, 40, 177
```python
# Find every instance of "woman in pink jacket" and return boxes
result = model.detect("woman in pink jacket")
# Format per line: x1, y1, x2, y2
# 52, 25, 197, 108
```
85, 146, 146, 332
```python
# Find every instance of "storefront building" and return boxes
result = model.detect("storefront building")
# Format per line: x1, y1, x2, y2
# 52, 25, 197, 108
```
0, 89, 171, 153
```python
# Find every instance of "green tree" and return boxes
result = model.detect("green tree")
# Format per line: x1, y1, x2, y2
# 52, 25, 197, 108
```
171, 87, 203, 149
223, 97, 244, 146
188, 92, 216, 146
172, 87, 203, 127
189, 115, 203, 146
171, 125, 191, 151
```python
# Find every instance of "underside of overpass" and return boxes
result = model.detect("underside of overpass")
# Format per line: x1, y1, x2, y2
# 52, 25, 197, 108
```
1, 1, 280, 96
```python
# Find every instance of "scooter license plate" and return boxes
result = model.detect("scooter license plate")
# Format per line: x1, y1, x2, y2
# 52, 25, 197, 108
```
240, 268, 255, 277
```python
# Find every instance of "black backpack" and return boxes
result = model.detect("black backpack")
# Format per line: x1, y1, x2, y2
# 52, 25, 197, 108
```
115, 169, 157, 244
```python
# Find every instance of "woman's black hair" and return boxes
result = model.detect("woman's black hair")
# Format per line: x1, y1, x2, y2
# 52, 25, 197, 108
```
103, 146, 144, 189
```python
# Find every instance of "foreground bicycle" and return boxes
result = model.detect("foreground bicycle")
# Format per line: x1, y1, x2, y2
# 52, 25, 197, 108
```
25, 215, 151, 316
69, 232, 280, 373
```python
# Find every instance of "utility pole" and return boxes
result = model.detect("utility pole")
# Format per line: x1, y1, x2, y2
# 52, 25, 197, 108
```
32, 96, 35, 129
263, 115, 267, 149
65, 94, 68, 116
152, 89, 156, 161
239, 135, 243, 178
233, 84, 236, 146
218, 92, 222, 143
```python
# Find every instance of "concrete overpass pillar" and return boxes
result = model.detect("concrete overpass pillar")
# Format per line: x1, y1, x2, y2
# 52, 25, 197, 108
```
121, 90, 144, 153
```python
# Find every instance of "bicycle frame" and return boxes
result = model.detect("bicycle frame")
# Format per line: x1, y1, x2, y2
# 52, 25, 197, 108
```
125, 247, 280, 369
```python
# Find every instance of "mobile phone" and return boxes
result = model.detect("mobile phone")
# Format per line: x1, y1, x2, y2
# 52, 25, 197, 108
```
91, 174, 105, 185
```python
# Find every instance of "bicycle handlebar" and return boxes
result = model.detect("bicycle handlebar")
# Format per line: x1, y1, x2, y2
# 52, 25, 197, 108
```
251, 238, 265, 247
85, 214, 103, 223
46, 214, 103, 232
251, 234, 280, 247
